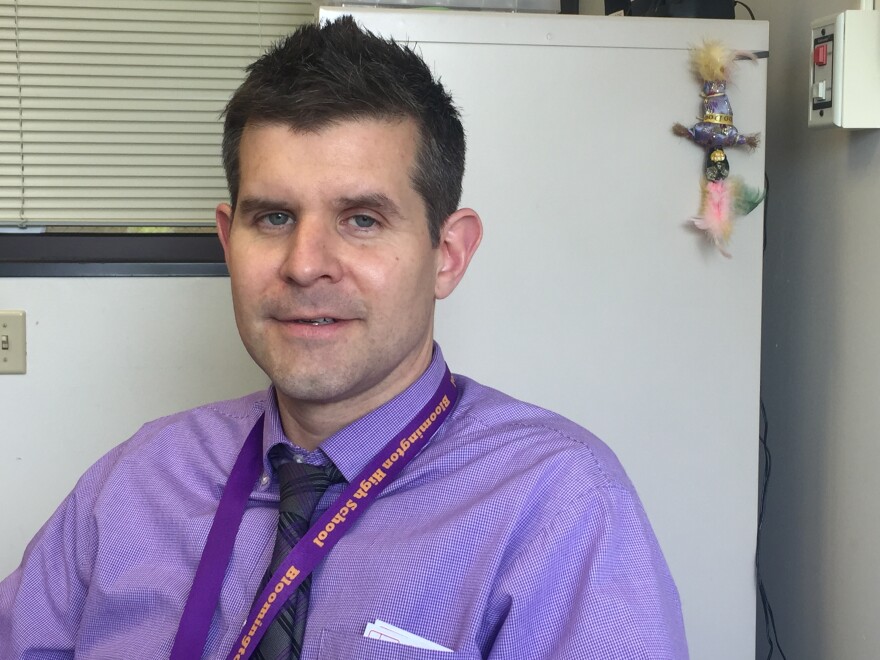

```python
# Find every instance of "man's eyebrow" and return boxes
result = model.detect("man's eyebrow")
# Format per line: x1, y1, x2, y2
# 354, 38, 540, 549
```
334, 192, 403, 218
236, 197, 291, 217
236, 193, 404, 218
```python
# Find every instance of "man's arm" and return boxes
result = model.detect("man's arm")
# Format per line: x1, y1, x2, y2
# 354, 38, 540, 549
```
1, 474, 98, 658
486, 483, 688, 659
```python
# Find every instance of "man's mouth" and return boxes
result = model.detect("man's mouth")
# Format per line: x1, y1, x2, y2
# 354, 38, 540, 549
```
293, 317, 336, 326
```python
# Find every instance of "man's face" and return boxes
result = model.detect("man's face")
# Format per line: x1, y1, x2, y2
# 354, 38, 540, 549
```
216, 119, 446, 415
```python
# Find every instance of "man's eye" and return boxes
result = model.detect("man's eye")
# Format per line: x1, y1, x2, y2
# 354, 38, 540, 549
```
349, 215, 377, 229
261, 212, 291, 226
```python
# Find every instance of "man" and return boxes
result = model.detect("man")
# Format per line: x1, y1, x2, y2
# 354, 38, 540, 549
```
0, 16, 688, 659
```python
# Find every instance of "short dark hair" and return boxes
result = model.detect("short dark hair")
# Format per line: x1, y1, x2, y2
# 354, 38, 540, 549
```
221, 16, 466, 246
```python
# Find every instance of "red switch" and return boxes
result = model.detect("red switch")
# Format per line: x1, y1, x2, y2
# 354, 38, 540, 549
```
814, 44, 828, 66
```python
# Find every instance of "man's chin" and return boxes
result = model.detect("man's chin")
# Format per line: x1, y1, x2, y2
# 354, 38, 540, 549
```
273, 378, 348, 405
266, 361, 360, 405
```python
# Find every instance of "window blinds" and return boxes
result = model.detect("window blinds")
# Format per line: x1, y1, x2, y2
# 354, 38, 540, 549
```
0, 0, 311, 227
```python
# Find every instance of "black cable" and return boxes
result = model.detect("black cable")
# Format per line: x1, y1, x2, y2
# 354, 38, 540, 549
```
756, 400, 788, 659
735, 1, 757, 19
736, 1, 757, 20
763, 173, 769, 254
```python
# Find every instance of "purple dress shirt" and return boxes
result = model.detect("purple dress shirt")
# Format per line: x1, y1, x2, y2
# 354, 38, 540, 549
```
0, 346, 688, 659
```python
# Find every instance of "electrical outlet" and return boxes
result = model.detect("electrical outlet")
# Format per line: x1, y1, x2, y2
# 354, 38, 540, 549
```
0, 310, 26, 374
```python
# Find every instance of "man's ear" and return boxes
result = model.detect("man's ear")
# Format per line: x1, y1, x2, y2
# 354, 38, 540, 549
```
435, 208, 483, 300
216, 203, 234, 264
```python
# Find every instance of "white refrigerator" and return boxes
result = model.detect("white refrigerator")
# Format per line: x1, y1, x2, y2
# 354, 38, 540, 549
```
319, 7, 769, 659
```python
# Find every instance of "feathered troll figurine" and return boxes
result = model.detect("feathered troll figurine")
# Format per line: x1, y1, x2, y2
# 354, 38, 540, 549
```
673, 40, 765, 258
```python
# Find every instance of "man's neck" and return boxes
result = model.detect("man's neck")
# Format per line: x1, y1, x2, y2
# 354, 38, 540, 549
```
274, 351, 434, 452
275, 388, 412, 452
274, 401, 347, 452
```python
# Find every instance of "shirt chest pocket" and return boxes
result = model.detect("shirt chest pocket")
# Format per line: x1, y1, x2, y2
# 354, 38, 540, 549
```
317, 627, 481, 660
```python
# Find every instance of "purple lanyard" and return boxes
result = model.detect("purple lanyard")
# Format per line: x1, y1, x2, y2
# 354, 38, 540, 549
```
170, 368, 458, 660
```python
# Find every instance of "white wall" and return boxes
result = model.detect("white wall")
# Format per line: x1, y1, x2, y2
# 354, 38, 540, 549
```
327, 10, 768, 658
752, 0, 880, 658
0, 277, 267, 578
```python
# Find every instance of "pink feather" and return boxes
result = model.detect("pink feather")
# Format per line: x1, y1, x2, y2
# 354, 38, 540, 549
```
692, 180, 734, 257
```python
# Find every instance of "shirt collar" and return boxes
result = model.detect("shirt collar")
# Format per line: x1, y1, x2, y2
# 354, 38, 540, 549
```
261, 343, 447, 482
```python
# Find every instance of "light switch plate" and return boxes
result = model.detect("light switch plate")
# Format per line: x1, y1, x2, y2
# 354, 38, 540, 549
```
809, 16, 835, 127
810, 10, 880, 128
0, 310, 26, 374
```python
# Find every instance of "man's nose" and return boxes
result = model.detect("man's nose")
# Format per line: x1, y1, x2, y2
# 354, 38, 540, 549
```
279, 217, 343, 286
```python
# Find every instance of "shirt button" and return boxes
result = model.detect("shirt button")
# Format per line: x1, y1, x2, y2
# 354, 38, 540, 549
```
295, 457, 303, 464
260, 473, 270, 487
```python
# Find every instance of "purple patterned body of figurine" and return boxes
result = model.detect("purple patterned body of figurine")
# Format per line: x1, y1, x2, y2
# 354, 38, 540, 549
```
680, 80, 756, 148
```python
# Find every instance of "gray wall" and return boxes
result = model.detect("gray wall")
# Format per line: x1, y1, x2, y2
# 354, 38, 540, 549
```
753, 0, 880, 658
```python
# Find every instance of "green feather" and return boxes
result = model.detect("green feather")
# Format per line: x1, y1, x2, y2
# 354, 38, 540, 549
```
734, 182, 767, 216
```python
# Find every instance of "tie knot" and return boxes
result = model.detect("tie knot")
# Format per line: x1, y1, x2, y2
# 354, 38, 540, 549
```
268, 444, 345, 516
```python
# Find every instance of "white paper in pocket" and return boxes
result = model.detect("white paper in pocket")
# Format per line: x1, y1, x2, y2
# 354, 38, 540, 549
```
363, 619, 453, 652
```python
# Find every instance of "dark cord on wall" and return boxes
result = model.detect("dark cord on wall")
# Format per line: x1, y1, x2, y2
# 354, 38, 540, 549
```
735, 1, 757, 19
756, 401, 787, 659
763, 174, 769, 254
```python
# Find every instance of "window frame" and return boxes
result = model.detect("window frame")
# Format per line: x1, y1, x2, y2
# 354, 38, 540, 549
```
0, 231, 227, 276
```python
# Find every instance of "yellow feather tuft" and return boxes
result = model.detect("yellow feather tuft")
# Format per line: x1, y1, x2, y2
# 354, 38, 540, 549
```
691, 40, 734, 82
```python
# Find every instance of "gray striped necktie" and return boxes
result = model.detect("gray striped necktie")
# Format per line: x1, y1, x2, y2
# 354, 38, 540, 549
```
252, 444, 345, 660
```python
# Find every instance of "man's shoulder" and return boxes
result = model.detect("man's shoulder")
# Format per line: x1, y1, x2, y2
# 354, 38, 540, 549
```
447, 374, 632, 491
452, 374, 591, 437
408, 374, 649, 563
79, 389, 270, 491
140, 389, 269, 432
121, 389, 269, 457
